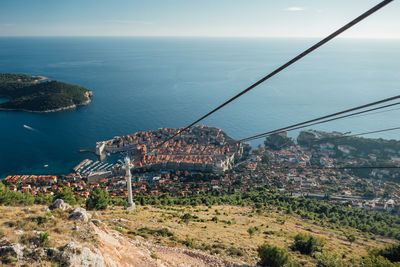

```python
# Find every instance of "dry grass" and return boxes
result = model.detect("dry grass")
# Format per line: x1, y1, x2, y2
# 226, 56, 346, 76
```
0, 204, 395, 266
98, 205, 395, 266
0, 205, 97, 250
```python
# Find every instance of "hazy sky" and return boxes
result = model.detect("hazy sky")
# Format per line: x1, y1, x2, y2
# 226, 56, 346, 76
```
0, 0, 398, 38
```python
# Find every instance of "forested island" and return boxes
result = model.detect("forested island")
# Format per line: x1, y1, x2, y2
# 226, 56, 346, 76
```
0, 73, 93, 112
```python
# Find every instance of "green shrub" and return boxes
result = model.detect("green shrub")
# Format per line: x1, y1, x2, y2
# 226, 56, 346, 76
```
0, 182, 35, 206
257, 243, 291, 267
20, 232, 49, 247
86, 188, 110, 210
377, 243, 400, 263
248, 226, 259, 237
212, 243, 226, 249
111, 197, 127, 207
54, 187, 76, 205
137, 227, 174, 237
34, 193, 54, 205
150, 253, 159, 259
291, 233, 325, 255
39, 232, 49, 247
181, 235, 197, 249
30, 216, 48, 225
227, 247, 244, 257
361, 254, 398, 267
315, 251, 346, 267
346, 234, 356, 244
181, 213, 193, 222
113, 227, 124, 233
264, 230, 275, 235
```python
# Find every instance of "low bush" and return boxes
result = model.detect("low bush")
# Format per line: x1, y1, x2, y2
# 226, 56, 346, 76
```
227, 247, 244, 257
291, 233, 325, 255
257, 243, 291, 267
315, 251, 346, 267
138, 227, 174, 237
86, 188, 110, 210
376, 243, 400, 263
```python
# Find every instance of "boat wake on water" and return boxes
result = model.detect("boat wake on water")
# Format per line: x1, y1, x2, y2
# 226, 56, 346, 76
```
23, 124, 38, 132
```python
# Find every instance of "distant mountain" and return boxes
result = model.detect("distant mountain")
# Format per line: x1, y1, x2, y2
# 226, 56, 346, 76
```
0, 73, 93, 112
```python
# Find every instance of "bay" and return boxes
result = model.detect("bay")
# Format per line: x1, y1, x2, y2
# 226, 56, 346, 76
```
0, 37, 399, 176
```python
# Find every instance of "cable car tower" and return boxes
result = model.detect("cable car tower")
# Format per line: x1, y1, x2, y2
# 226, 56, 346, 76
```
124, 156, 136, 211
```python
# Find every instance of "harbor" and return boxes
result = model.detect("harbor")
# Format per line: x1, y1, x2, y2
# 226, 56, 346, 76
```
72, 159, 117, 176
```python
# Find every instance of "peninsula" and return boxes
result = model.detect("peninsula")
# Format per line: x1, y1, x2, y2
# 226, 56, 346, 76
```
0, 73, 93, 112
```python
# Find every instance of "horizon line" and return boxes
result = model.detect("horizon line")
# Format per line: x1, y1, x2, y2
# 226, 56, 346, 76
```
0, 35, 399, 40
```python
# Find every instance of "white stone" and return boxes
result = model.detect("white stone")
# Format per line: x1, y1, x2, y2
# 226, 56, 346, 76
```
49, 199, 72, 211
69, 207, 91, 222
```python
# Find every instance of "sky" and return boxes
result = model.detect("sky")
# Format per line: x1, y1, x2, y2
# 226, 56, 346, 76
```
0, 0, 399, 38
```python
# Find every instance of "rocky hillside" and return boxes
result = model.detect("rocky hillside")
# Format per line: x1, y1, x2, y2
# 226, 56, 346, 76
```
0, 198, 397, 266
0, 200, 245, 266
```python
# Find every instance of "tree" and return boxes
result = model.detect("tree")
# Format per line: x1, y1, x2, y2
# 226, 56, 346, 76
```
291, 233, 325, 255
35, 193, 54, 205
54, 186, 76, 205
248, 226, 259, 237
0, 182, 34, 206
361, 255, 397, 267
261, 153, 271, 164
111, 197, 127, 207
257, 244, 290, 267
86, 188, 110, 210
378, 243, 400, 263
346, 234, 356, 245
181, 213, 193, 223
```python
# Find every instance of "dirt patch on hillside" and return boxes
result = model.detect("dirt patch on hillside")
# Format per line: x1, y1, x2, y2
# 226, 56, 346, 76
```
92, 223, 245, 267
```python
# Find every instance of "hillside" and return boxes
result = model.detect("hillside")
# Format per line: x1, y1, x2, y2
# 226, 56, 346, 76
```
0, 194, 398, 266
297, 130, 400, 180
0, 204, 242, 266
297, 130, 400, 160
0, 74, 92, 112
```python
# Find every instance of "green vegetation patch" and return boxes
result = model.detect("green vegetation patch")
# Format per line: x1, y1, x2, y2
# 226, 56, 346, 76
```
136, 227, 174, 238
0, 73, 91, 112
133, 189, 400, 240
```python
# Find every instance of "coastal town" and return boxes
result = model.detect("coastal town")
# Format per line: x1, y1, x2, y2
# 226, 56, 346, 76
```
95, 126, 245, 173
2, 127, 400, 214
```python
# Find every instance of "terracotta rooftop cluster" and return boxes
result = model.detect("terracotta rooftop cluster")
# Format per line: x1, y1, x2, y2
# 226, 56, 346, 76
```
4, 175, 57, 184
102, 126, 241, 169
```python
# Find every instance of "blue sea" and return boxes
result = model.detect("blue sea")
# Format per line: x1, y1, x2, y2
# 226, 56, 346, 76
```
0, 37, 399, 177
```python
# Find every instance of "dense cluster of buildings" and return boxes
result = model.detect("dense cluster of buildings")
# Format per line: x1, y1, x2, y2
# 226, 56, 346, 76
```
245, 144, 400, 213
3, 175, 57, 194
2, 128, 400, 214
96, 126, 245, 173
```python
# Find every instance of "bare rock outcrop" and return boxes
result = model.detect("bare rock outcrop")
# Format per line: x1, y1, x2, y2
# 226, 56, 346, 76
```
0, 243, 24, 260
69, 207, 91, 222
49, 199, 72, 211
56, 242, 105, 267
